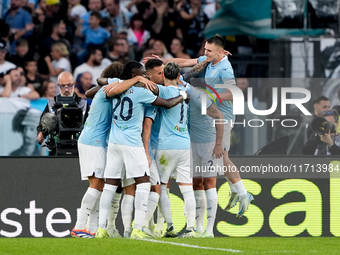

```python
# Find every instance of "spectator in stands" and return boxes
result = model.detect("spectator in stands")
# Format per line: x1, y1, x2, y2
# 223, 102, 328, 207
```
0, 68, 39, 99
73, 46, 111, 85
76, 11, 111, 49
38, 20, 69, 78
10, 108, 42, 156
8, 39, 33, 68
44, 42, 71, 87
101, 0, 132, 33
151, 39, 173, 59
3, 0, 34, 53
67, 0, 87, 26
41, 80, 57, 99
179, 0, 209, 55
80, 0, 108, 30
74, 71, 95, 99
127, 13, 150, 57
106, 37, 131, 64
0, 38, 16, 74
170, 37, 190, 59
17, 66, 27, 87
307, 96, 331, 138
147, 0, 182, 51
25, 59, 45, 97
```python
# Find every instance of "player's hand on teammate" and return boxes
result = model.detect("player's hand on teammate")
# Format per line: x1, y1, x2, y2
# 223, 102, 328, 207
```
103, 80, 119, 94
212, 144, 223, 159
137, 76, 156, 91
142, 54, 162, 64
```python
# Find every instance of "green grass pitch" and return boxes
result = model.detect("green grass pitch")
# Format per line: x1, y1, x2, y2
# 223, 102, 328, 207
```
0, 237, 339, 255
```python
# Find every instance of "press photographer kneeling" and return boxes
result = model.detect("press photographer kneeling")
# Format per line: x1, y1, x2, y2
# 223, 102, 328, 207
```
303, 110, 340, 155
36, 72, 89, 155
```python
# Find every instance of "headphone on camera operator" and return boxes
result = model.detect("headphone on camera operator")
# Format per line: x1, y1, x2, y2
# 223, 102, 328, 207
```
303, 110, 340, 156
36, 72, 90, 155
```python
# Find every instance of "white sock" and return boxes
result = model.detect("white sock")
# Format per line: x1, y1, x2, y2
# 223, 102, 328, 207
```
234, 180, 247, 197
205, 188, 217, 234
98, 184, 118, 229
149, 214, 155, 228
87, 192, 101, 233
194, 190, 206, 233
179, 185, 196, 230
75, 187, 99, 230
156, 205, 165, 232
107, 192, 121, 230
121, 194, 134, 234
159, 185, 173, 229
225, 177, 237, 193
144, 191, 160, 227
134, 182, 150, 230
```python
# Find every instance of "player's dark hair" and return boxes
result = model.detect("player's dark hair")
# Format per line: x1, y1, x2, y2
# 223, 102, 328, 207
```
206, 34, 226, 49
120, 61, 143, 80
313, 95, 329, 104
164, 62, 180, 80
145, 59, 163, 72
101, 61, 123, 78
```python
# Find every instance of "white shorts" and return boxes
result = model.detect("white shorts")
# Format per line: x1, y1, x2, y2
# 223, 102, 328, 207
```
155, 149, 191, 184
78, 142, 106, 181
105, 143, 150, 179
222, 122, 232, 151
121, 159, 160, 187
191, 142, 224, 178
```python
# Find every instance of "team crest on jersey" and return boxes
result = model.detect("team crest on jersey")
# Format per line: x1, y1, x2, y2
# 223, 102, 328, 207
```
125, 89, 134, 94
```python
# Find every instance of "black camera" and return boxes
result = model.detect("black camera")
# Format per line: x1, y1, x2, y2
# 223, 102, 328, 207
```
41, 95, 84, 156
311, 117, 336, 135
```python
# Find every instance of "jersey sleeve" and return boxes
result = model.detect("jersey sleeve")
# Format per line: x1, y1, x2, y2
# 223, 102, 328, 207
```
198, 55, 207, 63
107, 78, 119, 84
190, 86, 213, 110
139, 88, 157, 104
145, 105, 158, 121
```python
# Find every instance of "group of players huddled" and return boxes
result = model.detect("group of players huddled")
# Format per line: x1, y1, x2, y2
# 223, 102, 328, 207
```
70, 35, 254, 239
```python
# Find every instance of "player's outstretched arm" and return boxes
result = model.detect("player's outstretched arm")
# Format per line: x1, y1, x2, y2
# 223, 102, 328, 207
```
152, 91, 187, 109
85, 77, 111, 98
206, 103, 224, 159
105, 76, 156, 97
142, 54, 198, 67
182, 60, 209, 83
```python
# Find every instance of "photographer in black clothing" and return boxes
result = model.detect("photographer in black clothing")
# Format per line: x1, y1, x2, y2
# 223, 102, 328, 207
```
303, 110, 340, 155
36, 71, 89, 155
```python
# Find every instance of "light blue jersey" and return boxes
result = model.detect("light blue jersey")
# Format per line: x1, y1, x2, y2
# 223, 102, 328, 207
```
198, 55, 235, 121
157, 85, 190, 150
188, 85, 216, 143
109, 87, 157, 147
144, 105, 161, 159
78, 78, 119, 147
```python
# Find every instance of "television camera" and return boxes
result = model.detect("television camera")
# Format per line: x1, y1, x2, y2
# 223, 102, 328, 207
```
40, 95, 84, 155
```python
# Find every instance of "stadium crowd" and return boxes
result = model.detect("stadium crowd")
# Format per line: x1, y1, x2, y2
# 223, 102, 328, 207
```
0, 0, 222, 99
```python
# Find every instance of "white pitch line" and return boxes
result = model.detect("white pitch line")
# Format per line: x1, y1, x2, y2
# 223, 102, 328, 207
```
140, 238, 242, 253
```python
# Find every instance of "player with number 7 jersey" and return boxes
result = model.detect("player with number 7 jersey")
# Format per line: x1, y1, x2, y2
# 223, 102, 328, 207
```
97, 61, 188, 239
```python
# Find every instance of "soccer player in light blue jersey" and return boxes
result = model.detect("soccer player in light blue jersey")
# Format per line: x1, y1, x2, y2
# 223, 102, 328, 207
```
143, 35, 253, 219
189, 84, 224, 238
71, 62, 123, 238
150, 62, 198, 238
96, 61, 187, 239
